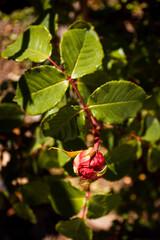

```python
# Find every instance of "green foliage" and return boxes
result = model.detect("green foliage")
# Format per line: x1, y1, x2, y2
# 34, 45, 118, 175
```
147, 146, 160, 172
87, 193, 121, 219
56, 218, 93, 240
13, 201, 37, 224
2, 25, 52, 62
0, 103, 24, 132
105, 141, 138, 181
1, 1, 160, 239
19, 180, 49, 205
47, 179, 85, 218
14, 66, 69, 115
88, 81, 147, 124
41, 105, 81, 140
60, 28, 104, 78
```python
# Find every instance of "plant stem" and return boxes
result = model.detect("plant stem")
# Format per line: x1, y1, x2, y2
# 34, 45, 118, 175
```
47, 57, 69, 79
81, 181, 90, 219
48, 57, 101, 142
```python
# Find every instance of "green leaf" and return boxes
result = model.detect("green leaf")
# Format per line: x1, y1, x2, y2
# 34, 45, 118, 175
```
13, 201, 37, 224
0, 103, 24, 133
20, 181, 49, 205
41, 105, 81, 140
1, 25, 52, 62
88, 80, 147, 124
38, 149, 61, 169
47, 179, 85, 218
142, 115, 160, 142
87, 193, 121, 219
60, 28, 104, 78
14, 66, 69, 115
110, 48, 126, 60
104, 142, 137, 181
56, 218, 92, 240
148, 146, 160, 172
69, 20, 92, 30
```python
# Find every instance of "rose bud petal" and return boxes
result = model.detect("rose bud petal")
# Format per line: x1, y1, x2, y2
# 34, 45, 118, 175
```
73, 147, 107, 180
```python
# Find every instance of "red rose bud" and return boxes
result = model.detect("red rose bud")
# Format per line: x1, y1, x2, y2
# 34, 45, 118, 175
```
73, 147, 107, 180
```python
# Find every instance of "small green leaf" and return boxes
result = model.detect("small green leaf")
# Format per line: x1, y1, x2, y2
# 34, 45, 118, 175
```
13, 201, 37, 224
87, 193, 121, 219
0, 103, 24, 133
142, 115, 160, 142
47, 179, 85, 218
56, 218, 92, 240
60, 28, 104, 78
14, 66, 69, 115
1, 25, 52, 62
41, 105, 81, 140
148, 146, 160, 172
88, 80, 147, 124
110, 48, 126, 60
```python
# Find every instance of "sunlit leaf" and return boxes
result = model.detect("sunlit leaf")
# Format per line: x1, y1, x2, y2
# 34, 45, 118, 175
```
14, 66, 69, 115
142, 115, 160, 142
88, 80, 147, 124
60, 28, 104, 78
2, 25, 52, 62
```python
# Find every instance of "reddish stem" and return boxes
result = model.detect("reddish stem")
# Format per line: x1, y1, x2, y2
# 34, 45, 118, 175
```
47, 57, 101, 142
47, 57, 69, 79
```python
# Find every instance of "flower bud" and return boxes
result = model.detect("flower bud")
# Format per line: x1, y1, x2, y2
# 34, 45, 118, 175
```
73, 147, 107, 180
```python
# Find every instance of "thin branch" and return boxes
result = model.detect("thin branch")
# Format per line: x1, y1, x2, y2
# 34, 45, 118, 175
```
47, 58, 102, 143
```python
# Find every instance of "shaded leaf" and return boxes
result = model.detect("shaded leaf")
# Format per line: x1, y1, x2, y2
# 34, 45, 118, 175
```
47, 179, 85, 218
33, 10, 58, 35
20, 181, 49, 205
87, 193, 121, 219
104, 142, 137, 181
41, 105, 81, 141
56, 218, 92, 240
148, 146, 160, 172
0, 103, 24, 133
13, 201, 37, 224
60, 28, 104, 78
30, 126, 54, 153
88, 80, 147, 124
38, 149, 60, 169
69, 20, 92, 30
2, 25, 52, 62
14, 66, 69, 115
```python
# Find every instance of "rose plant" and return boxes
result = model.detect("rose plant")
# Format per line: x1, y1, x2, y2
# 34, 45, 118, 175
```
1, 2, 159, 239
